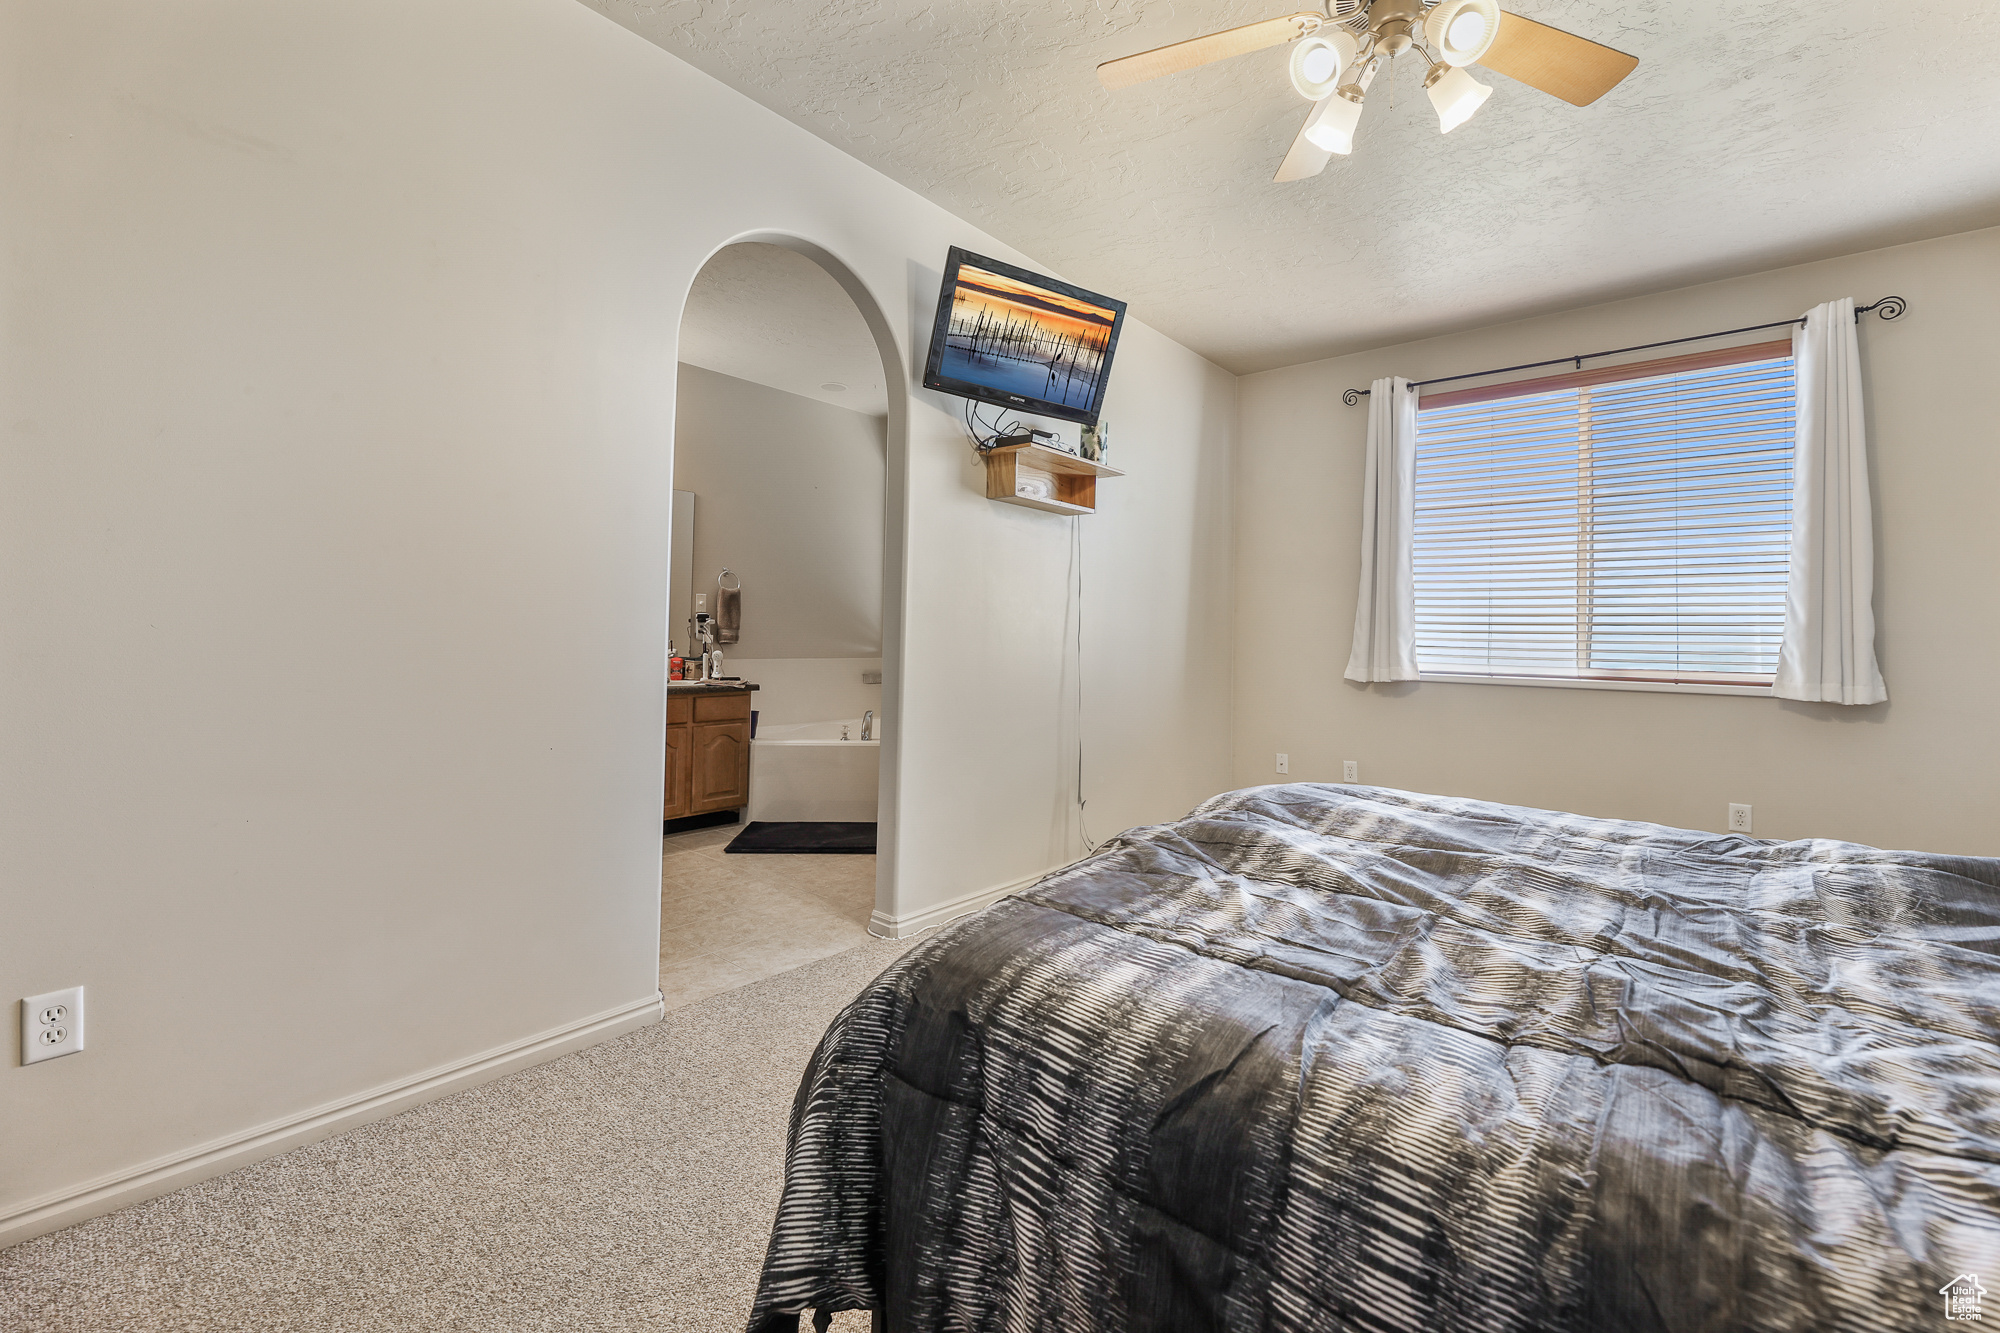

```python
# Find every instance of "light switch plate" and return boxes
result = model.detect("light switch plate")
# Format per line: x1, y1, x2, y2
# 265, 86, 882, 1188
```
22, 986, 85, 1065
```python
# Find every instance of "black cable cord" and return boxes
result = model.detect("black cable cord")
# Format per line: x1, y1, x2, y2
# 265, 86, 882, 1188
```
963, 398, 1031, 455
963, 399, 992, 450
962, 398, 992, 452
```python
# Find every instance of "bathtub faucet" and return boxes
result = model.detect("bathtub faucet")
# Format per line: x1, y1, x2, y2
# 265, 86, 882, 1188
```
861, 710, 874, 741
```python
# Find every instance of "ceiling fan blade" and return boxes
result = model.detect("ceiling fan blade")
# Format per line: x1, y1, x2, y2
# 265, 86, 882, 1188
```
1098, 13, 1318, 91
1273, 101, 1335, 182
1480, 10, 1638, 107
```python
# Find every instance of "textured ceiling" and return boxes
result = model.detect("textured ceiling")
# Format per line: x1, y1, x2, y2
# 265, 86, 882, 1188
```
591, 0, 2000, 373
680, 242, 888, 416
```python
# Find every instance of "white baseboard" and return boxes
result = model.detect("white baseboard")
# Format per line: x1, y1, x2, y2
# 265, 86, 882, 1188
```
869, 867, 1052, 939
0, 992, 664, 1250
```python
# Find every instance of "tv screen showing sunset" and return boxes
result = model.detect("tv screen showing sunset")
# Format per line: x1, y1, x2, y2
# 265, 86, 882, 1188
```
934, 262, 1120, 414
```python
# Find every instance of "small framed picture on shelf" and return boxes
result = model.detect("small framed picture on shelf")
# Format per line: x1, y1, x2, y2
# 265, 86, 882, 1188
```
1079, 420, 1110, 463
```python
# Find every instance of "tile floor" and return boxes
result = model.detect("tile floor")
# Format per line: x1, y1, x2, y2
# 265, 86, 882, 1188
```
659, 823, 880, 1009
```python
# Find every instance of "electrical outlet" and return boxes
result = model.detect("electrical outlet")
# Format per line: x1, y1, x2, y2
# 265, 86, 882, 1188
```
1728, 803, 1753, 834
21, 986, 84, 1065
1342, 760, 1359, 782
1275, 753, 1289, 775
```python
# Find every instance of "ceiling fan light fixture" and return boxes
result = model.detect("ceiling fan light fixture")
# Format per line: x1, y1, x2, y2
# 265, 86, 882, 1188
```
1423, 0, 1500, 67
1425, 63, 1493, 133
1301, 88, 1365, 155
1288, 30, 1359, 101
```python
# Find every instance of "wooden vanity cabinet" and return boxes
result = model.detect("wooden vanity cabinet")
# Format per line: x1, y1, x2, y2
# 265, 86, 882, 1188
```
662, 697, 694, 820
664, 687, 753, 820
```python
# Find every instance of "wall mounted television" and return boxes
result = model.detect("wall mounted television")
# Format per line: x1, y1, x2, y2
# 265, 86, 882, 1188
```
921, 247, 1128, 427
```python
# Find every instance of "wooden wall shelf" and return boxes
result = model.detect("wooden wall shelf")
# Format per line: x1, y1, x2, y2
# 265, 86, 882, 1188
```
983, 441, 1123, 515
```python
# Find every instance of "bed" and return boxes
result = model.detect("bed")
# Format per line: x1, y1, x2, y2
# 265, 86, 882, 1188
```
748, 784, 2000, 1332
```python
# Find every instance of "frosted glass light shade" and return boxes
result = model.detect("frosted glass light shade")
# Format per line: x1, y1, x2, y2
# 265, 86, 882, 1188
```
1423, 0, 1500, 66
1302, 92, 1365, 154
1427, 65, 1492, 133
1288, 30, 1359, 101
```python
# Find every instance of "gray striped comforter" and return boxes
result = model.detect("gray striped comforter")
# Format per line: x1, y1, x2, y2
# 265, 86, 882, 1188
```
748, 785, 2000, 1332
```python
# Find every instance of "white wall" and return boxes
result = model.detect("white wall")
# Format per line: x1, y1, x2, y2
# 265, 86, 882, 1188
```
0, 0, 1235, 1240
727, 659, 883, 728
672, 363, 884, 661
1234, 226, 2000, 855
678, 242, 889, 416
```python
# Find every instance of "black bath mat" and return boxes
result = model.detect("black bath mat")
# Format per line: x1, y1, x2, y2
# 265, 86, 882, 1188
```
724, 821, 877, 855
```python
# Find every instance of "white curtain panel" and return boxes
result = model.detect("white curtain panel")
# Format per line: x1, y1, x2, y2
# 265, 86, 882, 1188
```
1343, 377, 1421, 683
1775, 298, 1888, 705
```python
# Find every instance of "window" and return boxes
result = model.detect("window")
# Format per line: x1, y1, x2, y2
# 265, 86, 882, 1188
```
1412, 342, 1795, 689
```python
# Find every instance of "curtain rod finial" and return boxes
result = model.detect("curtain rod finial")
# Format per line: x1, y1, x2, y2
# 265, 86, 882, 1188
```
1342, 387, 1367, 406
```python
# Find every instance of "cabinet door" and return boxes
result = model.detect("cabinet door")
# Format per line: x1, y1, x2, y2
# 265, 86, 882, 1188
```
690, 721, 750, 813
662, 722, 692, 821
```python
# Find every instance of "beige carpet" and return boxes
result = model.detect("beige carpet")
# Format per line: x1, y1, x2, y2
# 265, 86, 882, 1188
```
1, 937, 918, 1332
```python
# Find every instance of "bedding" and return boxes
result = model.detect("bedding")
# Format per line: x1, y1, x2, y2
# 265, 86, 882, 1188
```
748, 784, 2000, 1332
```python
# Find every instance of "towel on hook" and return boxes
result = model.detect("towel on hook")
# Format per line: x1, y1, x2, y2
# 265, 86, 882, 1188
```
716, 571, 741, 644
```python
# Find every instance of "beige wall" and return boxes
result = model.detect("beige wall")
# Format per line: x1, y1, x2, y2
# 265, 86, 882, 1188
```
1234, 226, 2000, 855
724, 658, 883, 728
673, 364, 885, 661
0, 0, 1235, 1239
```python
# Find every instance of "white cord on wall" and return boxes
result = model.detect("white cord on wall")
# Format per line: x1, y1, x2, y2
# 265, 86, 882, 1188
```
968, 398, 1095, 854
1071, 514, 1095, 854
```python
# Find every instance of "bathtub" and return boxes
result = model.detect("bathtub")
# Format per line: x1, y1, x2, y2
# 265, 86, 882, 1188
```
746, 717, 881, 823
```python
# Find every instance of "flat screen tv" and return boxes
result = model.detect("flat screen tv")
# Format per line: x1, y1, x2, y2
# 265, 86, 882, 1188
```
921, 247, 1128, 427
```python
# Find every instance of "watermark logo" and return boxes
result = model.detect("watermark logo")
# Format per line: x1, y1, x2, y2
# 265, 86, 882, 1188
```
1942, 1273, 1986, 1322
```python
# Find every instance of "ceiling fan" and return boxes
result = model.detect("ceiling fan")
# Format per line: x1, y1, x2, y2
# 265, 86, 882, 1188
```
1096, 0, 1639, 182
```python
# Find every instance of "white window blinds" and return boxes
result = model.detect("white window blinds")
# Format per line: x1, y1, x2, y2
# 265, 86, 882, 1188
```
1412, 344, 1796, 686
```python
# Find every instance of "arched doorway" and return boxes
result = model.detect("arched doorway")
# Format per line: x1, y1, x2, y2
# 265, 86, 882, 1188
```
655, 235, 908, 1006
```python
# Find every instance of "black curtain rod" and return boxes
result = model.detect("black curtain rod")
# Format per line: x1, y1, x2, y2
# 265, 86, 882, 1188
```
1340, 296, 1907, 406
